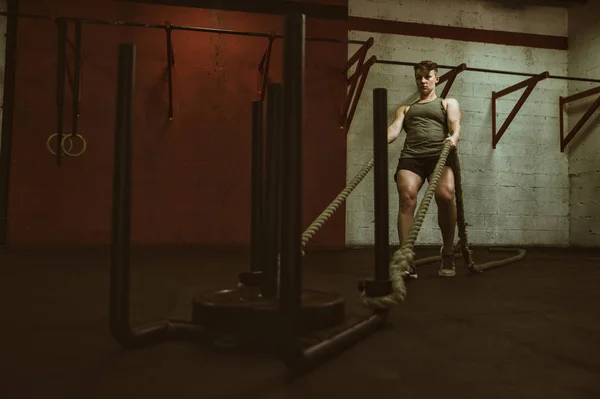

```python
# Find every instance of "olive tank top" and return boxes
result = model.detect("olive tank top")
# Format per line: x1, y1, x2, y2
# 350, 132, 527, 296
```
400, 97, 449, 159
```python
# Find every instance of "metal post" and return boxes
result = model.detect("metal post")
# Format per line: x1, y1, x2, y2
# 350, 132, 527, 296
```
110, 43, 168, 347
55, 18, 67, 165
110, 43, 136, 346
165, 21, 174, 121
250, 100, 265, 275
279, 12, 305, 355
263, 84, 284, 298
0, 0, 19, 244
71, 20, 82, 137
287, 86, 391, 371
373, 88, 390, 285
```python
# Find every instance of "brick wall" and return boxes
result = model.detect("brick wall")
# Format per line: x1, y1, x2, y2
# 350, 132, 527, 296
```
567, 0, 600, 247
346, 0, 570, 247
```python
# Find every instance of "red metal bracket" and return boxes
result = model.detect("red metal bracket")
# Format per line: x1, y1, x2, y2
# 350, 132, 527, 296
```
345, 55, 377, 133
439, 63, 466, 99
258, 32, 277, 101
61, 20, 83, 140
165, 20, 175, 120
559, 86, 600, 152
340, 37, 374, 132
492, 72, 549, 148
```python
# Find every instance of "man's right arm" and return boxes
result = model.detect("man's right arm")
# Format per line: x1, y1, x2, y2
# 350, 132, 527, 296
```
387, 105, 407, 144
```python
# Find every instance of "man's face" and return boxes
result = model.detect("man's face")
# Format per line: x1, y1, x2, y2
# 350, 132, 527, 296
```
415, 68, 439, 94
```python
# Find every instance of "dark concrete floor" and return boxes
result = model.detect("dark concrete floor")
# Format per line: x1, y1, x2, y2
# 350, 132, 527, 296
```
0, 246, 599, 399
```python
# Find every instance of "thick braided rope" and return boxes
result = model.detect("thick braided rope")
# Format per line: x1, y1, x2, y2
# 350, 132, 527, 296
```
361, 142, 453, 310
274, 157, 374, 292
453, 153, 526, 271
449, 152, 480, 273
301, 157, 374, 252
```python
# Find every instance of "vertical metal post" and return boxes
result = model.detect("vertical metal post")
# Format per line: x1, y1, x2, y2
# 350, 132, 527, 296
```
72, 20, 82, 137
110, 43, 137, 345
491, 91, 497, 149
250, 100, 265, 274
559, 96, 564, 152
165, 21, 174, 121
279, 12, 305, 353
110, 43, 169, 347
0, 0, 19, 244
263, 84, 283, 298
373, 88, 390, 284
55, 17, 67, 165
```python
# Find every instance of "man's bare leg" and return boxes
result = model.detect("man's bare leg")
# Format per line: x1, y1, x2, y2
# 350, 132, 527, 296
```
395, 169, 423, 275
396, 169, 423, 245
432, 166, 457, 271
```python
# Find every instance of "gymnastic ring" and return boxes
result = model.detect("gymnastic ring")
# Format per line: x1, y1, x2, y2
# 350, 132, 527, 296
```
61, 134, 87, 157
46, 133, 74, 156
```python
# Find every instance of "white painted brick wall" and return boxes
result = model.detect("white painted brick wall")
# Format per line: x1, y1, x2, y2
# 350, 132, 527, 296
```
346, 0, 570, 247
349, 0, 568, 36
566, 1, 600, 247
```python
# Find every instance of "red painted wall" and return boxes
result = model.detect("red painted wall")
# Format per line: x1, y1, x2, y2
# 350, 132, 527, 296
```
8, 0, 348, 248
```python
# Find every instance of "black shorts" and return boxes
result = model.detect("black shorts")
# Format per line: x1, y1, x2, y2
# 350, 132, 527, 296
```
394, 156, 452, 182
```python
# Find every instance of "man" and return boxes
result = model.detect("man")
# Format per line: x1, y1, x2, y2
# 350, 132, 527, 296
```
386, 60, 461, 278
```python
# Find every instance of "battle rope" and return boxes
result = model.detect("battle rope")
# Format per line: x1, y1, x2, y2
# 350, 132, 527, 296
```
360, 141, 453, 309
301, 157, 374, 254
280, 140, 526, 306
271, 156, 375, 291
449, 148, 479, 273
359, 142, 527, 309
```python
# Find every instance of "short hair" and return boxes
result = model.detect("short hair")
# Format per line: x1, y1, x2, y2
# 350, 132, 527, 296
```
414, 60, 438, 75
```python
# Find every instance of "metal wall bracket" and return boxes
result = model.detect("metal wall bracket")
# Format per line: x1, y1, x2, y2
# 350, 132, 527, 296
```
55, 17, 83, 165
258, 32, 277, 101
559, 86, 600, 152
492, 72, 549, 148
340, 37, 374, 132
165, 20, 175, 121
439, 63, 466, 99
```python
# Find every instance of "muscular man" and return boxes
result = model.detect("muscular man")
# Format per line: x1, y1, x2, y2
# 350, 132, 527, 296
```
387, 60, 461, 278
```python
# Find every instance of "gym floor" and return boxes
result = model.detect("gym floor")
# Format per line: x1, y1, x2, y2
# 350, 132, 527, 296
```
1, 246, 599, 399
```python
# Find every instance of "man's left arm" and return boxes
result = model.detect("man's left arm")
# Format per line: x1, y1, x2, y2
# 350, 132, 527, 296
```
445, 98, 461, 149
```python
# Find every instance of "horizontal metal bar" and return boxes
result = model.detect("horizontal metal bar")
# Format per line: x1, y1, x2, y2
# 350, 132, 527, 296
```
287, 313, 386, 372
0, 11, 369, 44
0, 11, 48, 20
120, 0, 348, 22
304, 37, 367, 45
376, 59, 600, 84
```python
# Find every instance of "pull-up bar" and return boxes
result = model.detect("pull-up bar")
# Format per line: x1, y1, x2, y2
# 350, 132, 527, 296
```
376, 59, 600, 151
0, 11, 367, 44
376, 59, 600, 84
